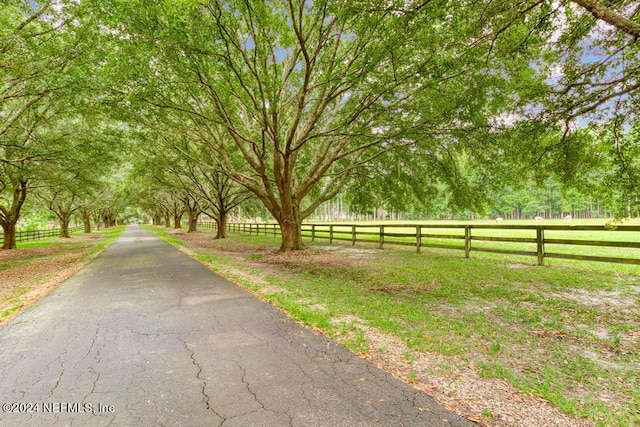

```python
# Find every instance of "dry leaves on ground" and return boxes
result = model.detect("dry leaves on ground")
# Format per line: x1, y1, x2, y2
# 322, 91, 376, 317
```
0, 240, 96, 324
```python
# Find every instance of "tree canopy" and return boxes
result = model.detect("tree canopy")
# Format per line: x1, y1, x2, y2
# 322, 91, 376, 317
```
1, 0, 639, 250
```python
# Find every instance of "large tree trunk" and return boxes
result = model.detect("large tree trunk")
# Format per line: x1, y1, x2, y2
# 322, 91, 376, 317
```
187, 212, 198, 233
81, 211, 91, 233
214, 213, 227, 239
278, 216, 304, 251
103, 214, 116, 228
57, 211, 72, 238
165, 216, 171, 227
173, 213, 183, 229
0, 180, 28, 250
59, 214, 71, 238
1, 222, 17, 250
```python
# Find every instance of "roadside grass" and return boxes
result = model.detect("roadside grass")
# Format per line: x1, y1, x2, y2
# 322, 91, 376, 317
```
0, 226, 125, 324
147, 223, 640, 426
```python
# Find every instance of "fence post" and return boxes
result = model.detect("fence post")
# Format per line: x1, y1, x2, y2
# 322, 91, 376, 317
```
351, 225, 356, 246
312, 224, 316, 242
416, 225, 421, 253
536, 226, 545, 266
379, 225, 385, 249
464, 225, 471, 258
330, 225, 334, 244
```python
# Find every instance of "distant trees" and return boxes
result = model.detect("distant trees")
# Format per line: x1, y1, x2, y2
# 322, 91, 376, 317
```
130, 129, 254, 238
319, 179, 614, 222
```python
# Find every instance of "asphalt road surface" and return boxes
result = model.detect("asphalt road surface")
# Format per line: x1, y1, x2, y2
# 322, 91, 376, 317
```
0, 225, 475, 426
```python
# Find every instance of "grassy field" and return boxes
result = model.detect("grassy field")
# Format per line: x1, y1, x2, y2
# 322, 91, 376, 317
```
150, 222, 639, 427
0, 226, 125, 323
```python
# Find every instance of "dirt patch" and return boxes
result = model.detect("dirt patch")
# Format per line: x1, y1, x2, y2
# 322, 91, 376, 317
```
256, 285, 289, 295
358, 326, 592, 427
0, 242, 99, 324
168, 228, 187, 235
577, 348, 625, 370
183, 232, 374, 271
0, 245, 62, 262
554, 289, 636, 308
182, 232, 274, 254
330, 314, 366, 327
261, 248, 364, 271
312, 245, 378, 260
307, 303, 328, 312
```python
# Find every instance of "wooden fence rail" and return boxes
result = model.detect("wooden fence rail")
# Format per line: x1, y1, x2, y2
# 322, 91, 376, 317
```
196, 222, 640, 266
0, 226, 83, 246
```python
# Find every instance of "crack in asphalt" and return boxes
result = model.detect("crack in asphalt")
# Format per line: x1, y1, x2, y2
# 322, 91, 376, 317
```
182, 341, 225, 424
222, 359, 294, 427
45, 352, 67, 399
79, 327, 101, 364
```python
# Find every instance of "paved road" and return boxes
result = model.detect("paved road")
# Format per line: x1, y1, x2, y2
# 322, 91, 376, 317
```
0, 225, 475, 426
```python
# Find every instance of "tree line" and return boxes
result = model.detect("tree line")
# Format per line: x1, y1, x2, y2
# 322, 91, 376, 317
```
2, 0, 640, 250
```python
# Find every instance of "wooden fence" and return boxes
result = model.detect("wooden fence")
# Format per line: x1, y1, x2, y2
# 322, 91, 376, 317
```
197, 222, 640, 266
0, 226, 83, 246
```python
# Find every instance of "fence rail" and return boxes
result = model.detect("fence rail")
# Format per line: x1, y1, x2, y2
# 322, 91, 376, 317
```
197, 221, 640, 266
0, 226, 83, 246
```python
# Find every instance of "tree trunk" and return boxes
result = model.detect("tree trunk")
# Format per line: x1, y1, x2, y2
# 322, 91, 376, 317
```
0, 180, 28, 250
165, 216, 171, 227
214, 213, 227, 239
1, 222, 17, 250
81, 211, 91, 233
278, 216, 304, 251
188, 212, 198, 233
174, 213, 183, 229
59, 214, 71, 238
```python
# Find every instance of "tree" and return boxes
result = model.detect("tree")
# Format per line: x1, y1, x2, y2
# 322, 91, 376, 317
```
0, 1, 61, 249
458, 1, 640, 216
1, 0, 121, 248
93, 0, 546, 250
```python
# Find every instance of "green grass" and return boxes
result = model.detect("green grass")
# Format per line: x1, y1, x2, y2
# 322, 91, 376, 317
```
147, 223, 640, 426
140, 225, 186, 247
